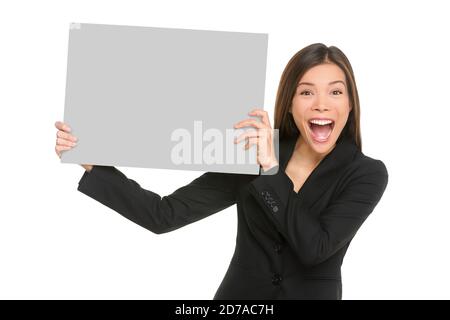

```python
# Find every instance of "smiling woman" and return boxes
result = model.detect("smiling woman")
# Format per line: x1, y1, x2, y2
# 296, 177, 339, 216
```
298, 78, 344, 143
56, 42, 388, 300
275, 44, 361, 155
293, 64, 351, 151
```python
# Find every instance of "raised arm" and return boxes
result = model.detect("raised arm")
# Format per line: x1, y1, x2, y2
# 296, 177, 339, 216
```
77, 166, 239, 234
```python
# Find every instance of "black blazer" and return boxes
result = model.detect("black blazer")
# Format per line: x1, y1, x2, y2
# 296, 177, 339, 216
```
77, 134, 388, 300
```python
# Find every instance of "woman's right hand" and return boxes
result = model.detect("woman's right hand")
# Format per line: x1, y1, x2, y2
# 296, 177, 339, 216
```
55, 121, 93, 172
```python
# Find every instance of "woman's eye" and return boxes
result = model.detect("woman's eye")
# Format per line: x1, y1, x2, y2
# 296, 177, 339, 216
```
300, 90, 312, 96
332, 90, 343, 95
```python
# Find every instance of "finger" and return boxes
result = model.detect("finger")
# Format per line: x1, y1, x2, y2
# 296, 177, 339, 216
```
55, 121, 71, 132
234, 119, 265, 129
234, 129, 258, 144
238, 127, 269, 145
57, 137, 77, 147
248, 109, 271, 128
55, 145, 67, 158
244, 137, 258, 149
57, 130, 78, 142
55, 145, 72, 155
248, 107, 264, 114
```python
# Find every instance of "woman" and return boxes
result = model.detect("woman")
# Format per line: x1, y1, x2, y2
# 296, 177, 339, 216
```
54, 43, 388, 299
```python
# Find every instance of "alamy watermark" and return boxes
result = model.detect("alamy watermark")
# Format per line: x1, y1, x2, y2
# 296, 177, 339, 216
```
170, 120, 279, 166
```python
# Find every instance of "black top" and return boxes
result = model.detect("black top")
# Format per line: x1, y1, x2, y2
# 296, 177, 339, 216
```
77, 135, 388, 300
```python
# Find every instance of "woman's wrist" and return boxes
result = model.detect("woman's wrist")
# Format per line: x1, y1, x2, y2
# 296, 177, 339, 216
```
261, 159, 279, 172
81, 164, 93, 172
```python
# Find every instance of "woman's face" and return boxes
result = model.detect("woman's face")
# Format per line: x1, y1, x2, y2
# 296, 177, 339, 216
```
290, 63, 351, 155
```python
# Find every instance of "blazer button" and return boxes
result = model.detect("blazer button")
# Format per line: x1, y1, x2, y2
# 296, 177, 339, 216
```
272, 273, 283, 286
273, 243, 283, 254
272, 206, 278, 213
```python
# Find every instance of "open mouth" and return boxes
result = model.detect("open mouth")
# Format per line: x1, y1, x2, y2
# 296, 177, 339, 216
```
307, 119, 335, 143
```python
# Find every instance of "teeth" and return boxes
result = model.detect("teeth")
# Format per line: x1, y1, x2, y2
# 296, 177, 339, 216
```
309, 119, 333, 126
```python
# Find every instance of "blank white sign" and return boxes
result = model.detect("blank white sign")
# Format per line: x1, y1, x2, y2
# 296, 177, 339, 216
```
61, 22, 272, 174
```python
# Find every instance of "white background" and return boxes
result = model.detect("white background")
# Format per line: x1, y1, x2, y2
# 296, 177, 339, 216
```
1, 0, 449, 299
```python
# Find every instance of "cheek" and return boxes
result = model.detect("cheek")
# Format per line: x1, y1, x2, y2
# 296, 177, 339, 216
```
291, 99, 310, 120
290, 107, 309, 131
335, 106, 351, 130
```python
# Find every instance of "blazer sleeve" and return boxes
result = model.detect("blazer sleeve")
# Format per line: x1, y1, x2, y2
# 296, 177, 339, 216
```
247, 160, 389, 267
77, 165, 239, 234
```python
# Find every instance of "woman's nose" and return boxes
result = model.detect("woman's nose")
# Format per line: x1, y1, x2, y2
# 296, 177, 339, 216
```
312, 94, 329, 111
314, 104, 329, 111
313, 101, 330, 112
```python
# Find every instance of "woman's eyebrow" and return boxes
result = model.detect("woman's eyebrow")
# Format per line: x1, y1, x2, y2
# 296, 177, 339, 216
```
297, 80, 346, 87
329, 80, 346, 87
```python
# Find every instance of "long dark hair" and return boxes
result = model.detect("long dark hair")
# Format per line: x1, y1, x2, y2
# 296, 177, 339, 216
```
273, 43, 362, 151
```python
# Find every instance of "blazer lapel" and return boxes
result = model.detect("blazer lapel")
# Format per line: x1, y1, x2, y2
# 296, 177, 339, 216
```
278, 134, 358, 208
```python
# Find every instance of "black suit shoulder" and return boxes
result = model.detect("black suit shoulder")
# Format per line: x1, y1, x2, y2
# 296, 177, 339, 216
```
351, 151, 388, 176
337, 150, 389, 201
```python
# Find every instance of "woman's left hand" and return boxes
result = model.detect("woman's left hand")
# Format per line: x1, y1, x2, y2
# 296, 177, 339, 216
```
234, 108, 279, 172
